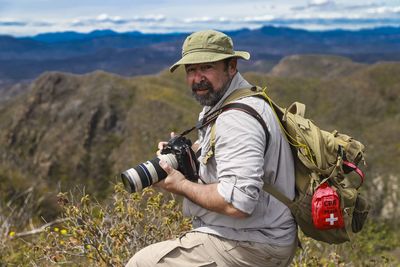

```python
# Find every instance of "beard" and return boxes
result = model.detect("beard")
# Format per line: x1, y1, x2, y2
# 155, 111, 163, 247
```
191, 78, 231, 106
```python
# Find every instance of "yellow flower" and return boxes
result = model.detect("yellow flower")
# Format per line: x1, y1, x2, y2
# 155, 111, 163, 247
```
9, 231, 15, 237
54, 227, 59, 232
60, 229, 68, 235
60, 240, 65, 245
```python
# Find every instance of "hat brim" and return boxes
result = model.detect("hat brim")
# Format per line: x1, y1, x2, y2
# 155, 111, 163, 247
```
169, 51, 250, 73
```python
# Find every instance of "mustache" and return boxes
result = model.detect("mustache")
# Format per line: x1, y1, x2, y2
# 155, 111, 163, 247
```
192, 80, 213, 92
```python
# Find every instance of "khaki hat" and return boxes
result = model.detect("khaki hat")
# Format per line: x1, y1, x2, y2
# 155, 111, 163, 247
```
169, 30, 250, 72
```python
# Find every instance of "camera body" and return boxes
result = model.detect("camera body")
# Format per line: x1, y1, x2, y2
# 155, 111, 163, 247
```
121, 136, 199, 193
161, 135, 199, 182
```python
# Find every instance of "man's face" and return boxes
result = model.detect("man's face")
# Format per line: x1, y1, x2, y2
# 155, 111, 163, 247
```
185, 59, 236, 106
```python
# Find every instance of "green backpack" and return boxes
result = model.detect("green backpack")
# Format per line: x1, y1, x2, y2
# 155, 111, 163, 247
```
196, 86, 369, 244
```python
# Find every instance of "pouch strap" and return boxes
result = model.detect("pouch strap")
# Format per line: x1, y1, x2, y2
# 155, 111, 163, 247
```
343, 160, 365, 188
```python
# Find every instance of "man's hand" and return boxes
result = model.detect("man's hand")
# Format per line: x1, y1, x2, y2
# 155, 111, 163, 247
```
155, 131, 188, 194
155, 160, 188, 195
156, 132, 176, 156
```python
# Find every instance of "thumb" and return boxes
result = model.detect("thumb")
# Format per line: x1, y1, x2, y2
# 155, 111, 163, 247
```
159, 160, 174, 175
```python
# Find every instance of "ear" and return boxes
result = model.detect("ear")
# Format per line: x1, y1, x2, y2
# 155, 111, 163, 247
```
228, 58, 238, 76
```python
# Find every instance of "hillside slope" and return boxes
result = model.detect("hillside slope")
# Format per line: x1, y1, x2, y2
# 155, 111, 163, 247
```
269, 54, 366, 79
0, 70, 198, 217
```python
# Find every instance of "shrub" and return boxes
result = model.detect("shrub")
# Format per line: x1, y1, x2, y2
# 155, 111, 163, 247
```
292, 221, 400, 266
3, 184, 191, 266
2, 183, 399, 266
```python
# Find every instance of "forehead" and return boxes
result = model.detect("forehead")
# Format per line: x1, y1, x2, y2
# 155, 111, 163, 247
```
184, 61, 223, 69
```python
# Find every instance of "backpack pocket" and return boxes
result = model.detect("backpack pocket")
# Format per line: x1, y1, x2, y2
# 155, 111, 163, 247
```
351, 194, 370, 233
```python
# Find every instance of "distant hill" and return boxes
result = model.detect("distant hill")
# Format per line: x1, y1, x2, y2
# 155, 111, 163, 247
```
0, 55, 399, 220
0, 26, 400, 83
269, 54, 366, 79
31, 29, 122, 43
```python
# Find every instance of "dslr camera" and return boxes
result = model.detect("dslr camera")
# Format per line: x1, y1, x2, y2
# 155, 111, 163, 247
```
121, 135, 199, 193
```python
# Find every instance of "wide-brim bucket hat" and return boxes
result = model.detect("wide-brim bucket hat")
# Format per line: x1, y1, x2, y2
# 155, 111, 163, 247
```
170, 30, 250, 72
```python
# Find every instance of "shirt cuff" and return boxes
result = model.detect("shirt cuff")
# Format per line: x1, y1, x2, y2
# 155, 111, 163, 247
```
217, 179, 259, 214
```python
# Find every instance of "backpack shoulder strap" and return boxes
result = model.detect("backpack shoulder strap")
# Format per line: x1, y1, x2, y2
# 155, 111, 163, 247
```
202, 101, 270, 164
200, 87, 271, 164
223, 86, 264, 103
183, 86, 269, 135
221, 102, 270, 153
228, 87, 299, 210
263, 183, 294, 209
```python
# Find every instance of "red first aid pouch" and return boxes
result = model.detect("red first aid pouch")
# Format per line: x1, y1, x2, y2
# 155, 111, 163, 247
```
312, 183, 345, 230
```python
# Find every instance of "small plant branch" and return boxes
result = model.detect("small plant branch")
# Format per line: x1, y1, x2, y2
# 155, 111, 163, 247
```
11, 218, 70, 239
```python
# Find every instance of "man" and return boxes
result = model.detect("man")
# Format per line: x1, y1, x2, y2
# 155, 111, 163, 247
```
126, 30, 297, 267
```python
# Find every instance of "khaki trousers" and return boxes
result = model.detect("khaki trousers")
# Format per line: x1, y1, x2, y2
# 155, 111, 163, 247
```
125, 232, 297, 267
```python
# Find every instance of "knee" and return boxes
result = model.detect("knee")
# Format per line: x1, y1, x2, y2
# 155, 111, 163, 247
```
125, 247, 154, 267
125, 256, 138, 267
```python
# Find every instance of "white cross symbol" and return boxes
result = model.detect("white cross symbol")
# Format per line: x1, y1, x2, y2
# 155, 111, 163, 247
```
326, 213, 338, 225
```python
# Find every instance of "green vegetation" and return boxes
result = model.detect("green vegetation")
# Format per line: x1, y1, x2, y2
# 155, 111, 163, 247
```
1, 184, 398, 266
1, 185, 191, 266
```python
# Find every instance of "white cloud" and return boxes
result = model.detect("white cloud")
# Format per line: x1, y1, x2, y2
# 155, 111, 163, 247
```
292, 0, 336, 11
242, 15, 275, 22
128, 15, 165, 23
366, 6, 400, 15
308, 0, 335, 8
183, 17, 214, 23
309, 0, 333, 6
97, 14, 117, 21
183, 15, 275, 25
346, 3, 382, 10
69, 14, 165, 28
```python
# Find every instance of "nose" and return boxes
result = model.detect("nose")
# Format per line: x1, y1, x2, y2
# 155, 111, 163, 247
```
192, 69, 205, 84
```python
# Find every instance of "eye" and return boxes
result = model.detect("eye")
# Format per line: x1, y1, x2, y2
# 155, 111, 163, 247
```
201, 64, 213, 72
185, 66, 195, 74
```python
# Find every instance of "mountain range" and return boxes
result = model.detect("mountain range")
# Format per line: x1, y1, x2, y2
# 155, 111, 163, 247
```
1, 26, 400, 83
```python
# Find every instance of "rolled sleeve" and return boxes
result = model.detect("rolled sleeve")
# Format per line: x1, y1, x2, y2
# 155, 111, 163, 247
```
217, 179, 259, 214
214, 107, 267, 214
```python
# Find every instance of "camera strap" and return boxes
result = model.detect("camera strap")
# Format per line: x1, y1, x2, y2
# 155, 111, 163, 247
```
180, 102, 270, 155
179, 107, 226, 136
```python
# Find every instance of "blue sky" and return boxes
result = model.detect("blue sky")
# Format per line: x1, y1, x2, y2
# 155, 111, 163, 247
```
1, 0, 399, 36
